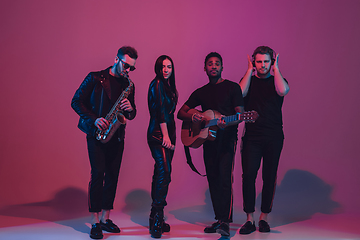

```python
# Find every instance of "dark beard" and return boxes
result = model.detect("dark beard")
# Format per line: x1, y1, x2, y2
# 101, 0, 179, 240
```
207, 72, 221, 83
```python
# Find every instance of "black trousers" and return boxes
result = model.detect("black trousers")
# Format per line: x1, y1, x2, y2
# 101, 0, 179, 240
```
241, 136, 283, 213
203, 129, 237, 223
86, 135, 124, 212
148, 143, 174, 214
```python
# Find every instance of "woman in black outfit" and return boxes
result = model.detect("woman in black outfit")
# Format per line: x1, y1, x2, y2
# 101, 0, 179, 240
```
147, 55, 178, 238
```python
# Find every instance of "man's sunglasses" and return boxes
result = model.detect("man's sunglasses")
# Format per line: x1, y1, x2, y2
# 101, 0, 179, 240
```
119, 59, 136, 71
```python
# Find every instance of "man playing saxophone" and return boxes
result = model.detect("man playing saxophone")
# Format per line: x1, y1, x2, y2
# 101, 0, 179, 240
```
71, 46, 138, 239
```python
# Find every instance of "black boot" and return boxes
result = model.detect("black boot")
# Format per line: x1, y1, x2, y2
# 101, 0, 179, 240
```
149, 217, 170, 233
150, 212, 163, 238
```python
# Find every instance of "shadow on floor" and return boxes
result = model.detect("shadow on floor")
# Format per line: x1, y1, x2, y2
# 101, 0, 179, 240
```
267, 169, 340, 227
121, 189, 151, 228
0, 186, 89, 233
169, 169, 340, 230
0, 169, 340, 236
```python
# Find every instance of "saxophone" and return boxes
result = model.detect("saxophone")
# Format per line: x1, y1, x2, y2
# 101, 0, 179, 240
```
96, 71, 134, 143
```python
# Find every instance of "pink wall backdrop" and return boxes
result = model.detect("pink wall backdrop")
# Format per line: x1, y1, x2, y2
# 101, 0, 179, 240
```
0, 0, 359, 226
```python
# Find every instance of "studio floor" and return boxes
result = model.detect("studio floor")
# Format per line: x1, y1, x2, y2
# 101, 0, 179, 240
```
0, 211, 359, 240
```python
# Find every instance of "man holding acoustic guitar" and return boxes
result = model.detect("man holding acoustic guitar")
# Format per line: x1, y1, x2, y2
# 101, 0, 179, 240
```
177, 52, 247, 237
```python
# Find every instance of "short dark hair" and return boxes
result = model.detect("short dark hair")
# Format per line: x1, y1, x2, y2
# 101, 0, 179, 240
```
252, 46, 275, 65
204, 52, 223, 66
117, 46, 138, 59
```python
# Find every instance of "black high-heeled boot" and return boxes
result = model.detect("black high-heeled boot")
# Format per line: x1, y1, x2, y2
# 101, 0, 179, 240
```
150, 212, 163, 238
149, 217, 170, 233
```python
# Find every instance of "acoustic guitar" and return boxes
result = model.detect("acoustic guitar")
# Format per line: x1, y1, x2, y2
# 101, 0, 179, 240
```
181, 109, 258, 148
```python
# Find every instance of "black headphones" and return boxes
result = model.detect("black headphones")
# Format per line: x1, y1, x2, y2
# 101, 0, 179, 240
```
252, 46, 275, 67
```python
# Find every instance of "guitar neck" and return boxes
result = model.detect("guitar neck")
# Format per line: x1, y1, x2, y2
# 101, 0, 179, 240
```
205, 113, 240, 127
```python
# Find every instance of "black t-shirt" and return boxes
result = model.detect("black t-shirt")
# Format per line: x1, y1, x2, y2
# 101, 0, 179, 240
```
185, 79, 244, 133
243, 75, 287, 139
108, 74, 129, 110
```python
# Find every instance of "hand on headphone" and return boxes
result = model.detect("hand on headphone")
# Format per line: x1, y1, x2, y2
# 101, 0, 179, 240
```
247, 54, 254, 71
273, 53, 279, 70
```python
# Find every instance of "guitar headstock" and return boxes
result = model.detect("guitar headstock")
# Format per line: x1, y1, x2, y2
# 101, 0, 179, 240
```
240, 110, 259, 123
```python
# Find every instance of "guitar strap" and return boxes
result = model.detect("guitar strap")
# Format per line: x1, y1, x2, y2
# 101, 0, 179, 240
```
184, 146, 206, 177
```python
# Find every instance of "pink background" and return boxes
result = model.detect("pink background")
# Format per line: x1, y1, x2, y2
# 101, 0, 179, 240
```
0, 0, 359, 226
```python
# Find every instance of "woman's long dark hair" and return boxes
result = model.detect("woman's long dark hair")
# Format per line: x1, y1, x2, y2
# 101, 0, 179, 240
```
154, 55, 178, 104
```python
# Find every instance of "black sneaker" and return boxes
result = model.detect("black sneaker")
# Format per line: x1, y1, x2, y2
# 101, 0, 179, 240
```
204, 221, 221, 233
100, 219, 120, 233
258, 220, 270, 232
216, 222, 230, 236
90, 223, 103, 239
239, 221, 256, 234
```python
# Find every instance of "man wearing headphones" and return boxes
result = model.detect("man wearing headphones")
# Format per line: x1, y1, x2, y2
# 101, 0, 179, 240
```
238, 46, 289, 234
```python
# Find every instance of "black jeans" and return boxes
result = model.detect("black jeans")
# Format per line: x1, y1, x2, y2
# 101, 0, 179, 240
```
86, 135, 124, 212
241, 136, 283, 213
148, 143, 174, 213
203, 129, 237, 223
